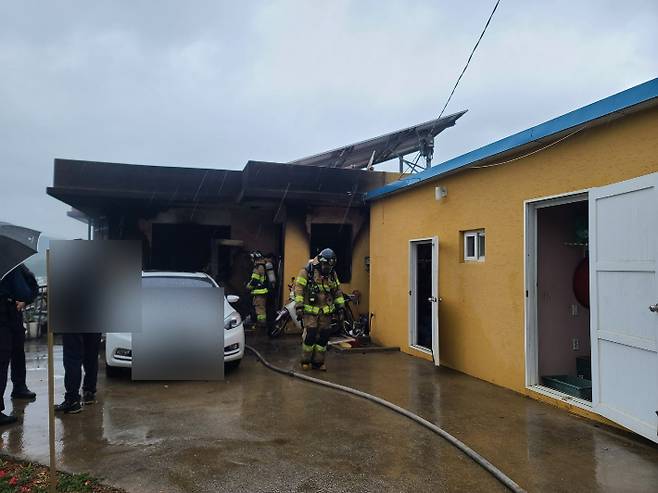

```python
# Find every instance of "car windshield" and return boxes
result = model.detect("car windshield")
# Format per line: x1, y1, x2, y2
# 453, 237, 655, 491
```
142, 276, 214, 288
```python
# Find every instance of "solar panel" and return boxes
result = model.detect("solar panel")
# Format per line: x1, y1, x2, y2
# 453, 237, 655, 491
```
289, 110, 467, 169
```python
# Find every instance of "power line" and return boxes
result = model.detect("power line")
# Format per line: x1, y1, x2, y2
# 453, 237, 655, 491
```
438, 0, 502, 119
471, 127, 585, 170
399, 0, 502, 176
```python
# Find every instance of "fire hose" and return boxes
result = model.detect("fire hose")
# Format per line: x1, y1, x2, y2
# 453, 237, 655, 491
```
245, 345, 526, 493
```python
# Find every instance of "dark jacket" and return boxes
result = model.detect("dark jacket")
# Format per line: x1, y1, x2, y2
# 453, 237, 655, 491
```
0, 266, 38, 304
0, 265, 39, 325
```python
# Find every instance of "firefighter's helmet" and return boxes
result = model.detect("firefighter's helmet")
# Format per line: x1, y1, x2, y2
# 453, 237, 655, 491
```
317, 248, 337, 275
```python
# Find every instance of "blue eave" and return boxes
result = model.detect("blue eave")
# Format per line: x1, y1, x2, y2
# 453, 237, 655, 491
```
367, 77, 658, 201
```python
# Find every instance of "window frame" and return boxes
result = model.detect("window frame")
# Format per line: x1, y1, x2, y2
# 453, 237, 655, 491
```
463, 229, 485, 262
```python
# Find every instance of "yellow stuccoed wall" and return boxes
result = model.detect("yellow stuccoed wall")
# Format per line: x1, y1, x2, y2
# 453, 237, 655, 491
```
282, 213, 371, 316
282, 215, 309, 301
369, 107, 658, 401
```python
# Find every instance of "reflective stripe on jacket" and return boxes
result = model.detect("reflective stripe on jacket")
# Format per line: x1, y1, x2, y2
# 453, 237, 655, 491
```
249, 263, 269, 295
293, 266, 344, 315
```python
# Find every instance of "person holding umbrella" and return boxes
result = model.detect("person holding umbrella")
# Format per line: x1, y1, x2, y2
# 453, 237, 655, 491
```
0, 267, 37, 424
0, 222, 41, 425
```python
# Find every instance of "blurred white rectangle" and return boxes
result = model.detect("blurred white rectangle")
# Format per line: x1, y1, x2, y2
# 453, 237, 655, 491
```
132, 287, 224, 380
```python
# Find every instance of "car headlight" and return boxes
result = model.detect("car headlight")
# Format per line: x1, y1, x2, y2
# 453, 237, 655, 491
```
224, 313, 242, 330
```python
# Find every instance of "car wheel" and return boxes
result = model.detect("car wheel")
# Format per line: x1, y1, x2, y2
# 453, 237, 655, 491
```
225, 359, 241, 371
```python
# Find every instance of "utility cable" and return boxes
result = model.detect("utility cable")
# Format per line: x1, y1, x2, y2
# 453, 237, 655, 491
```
394, 0, 502, 180
245, 345, 527, 493
438, 0, 502, 119
471, 127, 585, 169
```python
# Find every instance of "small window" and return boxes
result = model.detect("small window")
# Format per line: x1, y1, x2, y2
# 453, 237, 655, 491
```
464, 230, 485, 262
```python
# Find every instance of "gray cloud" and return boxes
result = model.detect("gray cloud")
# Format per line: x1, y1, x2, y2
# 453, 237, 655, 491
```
1, 0, 656, 237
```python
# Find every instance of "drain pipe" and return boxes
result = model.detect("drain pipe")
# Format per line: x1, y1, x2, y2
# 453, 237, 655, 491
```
245, 345, 526, 493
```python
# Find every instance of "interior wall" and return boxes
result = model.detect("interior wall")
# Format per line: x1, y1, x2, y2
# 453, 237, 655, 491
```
537, 202, 590, 377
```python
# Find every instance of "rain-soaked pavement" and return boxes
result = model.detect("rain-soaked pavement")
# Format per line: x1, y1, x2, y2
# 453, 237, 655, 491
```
1, 335, 657, 493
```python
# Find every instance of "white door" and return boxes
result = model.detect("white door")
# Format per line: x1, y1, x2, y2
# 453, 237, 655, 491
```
589, 172, 658, 443
409, 238, 440, 365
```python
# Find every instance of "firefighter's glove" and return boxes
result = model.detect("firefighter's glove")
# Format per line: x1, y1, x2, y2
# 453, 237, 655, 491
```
295, 308, 304, 321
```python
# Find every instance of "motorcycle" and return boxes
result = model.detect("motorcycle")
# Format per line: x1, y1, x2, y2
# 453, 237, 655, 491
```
269, 277, 364, 339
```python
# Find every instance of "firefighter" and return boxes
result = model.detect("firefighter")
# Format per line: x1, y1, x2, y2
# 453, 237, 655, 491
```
247, 251, 269, 331
294, 248, 345, 371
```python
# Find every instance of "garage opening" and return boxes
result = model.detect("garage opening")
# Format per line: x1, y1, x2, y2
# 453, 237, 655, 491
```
527, 195, 592, 403
151, 224, 231, 276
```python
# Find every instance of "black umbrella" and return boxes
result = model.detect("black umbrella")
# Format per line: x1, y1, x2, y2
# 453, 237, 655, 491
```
0, 222, 41, 281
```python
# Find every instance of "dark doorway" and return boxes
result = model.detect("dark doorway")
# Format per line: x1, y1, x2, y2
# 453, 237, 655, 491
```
310, 224, 352, 282
151, 224, 230, 274
415, 242, 433, 349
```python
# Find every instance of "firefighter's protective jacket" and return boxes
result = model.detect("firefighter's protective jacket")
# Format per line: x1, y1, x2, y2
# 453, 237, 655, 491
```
248, 261, 269, 295
294, 264, 345, 315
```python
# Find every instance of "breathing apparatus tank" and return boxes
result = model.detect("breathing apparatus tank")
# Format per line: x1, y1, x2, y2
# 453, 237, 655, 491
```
265, 260, 276, 287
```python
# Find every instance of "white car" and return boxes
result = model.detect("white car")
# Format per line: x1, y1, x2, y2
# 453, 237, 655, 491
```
105, 271, 244, 376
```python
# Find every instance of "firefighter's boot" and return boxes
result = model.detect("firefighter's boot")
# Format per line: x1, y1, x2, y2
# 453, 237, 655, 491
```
301, 344, 313, 371
311, 344, 327, 371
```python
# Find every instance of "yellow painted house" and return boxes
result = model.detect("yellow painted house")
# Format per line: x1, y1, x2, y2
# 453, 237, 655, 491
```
365, 78, 658, 442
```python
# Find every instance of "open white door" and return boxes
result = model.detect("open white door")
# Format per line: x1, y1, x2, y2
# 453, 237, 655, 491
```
589, 172, 658, 443
432, 238, 440, 365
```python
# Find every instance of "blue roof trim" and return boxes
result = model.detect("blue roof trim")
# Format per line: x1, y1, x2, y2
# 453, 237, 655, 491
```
367, 78, 658, 201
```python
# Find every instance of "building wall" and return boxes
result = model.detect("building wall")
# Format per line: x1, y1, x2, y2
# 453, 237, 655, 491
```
282, 213, 310, 303
282, 208, 371, 317
369, 107, 658, 398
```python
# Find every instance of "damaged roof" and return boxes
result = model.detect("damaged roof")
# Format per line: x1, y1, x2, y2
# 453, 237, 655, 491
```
47, 159, 390, 217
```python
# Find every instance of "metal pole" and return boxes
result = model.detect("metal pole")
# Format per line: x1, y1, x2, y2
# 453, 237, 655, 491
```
46, 249, 56, 493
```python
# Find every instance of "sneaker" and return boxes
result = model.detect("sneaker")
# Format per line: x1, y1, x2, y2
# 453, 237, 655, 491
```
11, 388, 36, 400
54, 400, 82, 414
0, 413, 18, 426
82, 392, 97, 405
301, 363, 311, 371
312, 363, 327, 372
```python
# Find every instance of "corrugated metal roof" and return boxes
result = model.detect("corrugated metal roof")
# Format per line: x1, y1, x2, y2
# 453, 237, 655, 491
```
367, 78, 658, 201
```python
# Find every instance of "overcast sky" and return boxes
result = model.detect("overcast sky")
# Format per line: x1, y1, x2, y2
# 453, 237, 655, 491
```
1, 0, 656, 238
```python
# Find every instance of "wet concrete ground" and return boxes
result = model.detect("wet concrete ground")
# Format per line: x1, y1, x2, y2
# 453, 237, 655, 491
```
1, 335, 657, 492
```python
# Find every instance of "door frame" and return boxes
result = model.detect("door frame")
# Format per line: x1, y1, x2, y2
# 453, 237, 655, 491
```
524, 190, 591, 408
408, 237, 439, 364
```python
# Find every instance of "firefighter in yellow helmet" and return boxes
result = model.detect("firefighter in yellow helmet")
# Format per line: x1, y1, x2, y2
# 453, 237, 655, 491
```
294, 248, 345, 371
247, 251, 269, 331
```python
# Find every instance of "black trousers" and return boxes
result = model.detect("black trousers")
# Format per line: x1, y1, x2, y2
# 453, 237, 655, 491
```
9, 313, 26, 391
0, 359, 8, 412
0, 323, 12, 412
62, 333, 102, 402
